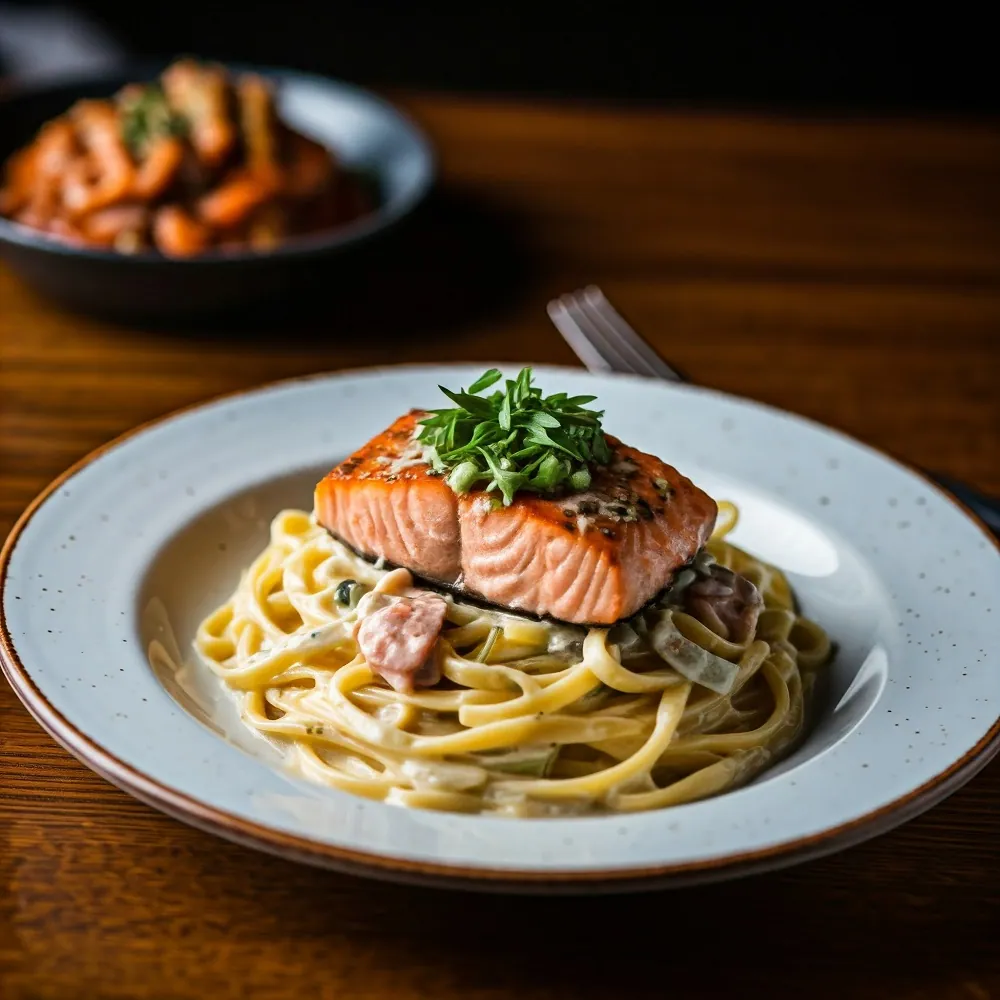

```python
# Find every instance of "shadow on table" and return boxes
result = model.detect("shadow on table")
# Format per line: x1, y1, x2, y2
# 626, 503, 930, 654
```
226, 839, 990, 998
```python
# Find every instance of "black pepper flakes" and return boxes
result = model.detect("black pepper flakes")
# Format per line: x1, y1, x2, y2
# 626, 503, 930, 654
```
600, 527, 616, 539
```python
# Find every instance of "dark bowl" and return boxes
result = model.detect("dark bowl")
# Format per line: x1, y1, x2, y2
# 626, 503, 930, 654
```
0, 61, 436, 320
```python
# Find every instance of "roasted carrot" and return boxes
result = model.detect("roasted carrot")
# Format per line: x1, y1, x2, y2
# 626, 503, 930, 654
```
196, 170, 274, 228
64, 101, 135, 216
0, 147, 36, 215
34, 119, 78, 173
153, 204, 210, 256
1, 120, 76, 215
15, 172, 62, 230
132, 136, 184, 199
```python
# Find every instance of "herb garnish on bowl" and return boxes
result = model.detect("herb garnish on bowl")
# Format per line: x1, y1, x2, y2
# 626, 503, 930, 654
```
119, 84, 188, 157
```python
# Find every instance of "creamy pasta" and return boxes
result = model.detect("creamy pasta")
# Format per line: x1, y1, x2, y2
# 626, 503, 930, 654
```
193, 502, 831, 816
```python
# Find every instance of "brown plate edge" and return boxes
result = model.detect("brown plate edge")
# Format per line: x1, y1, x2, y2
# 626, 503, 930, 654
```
1, 366, 999, 894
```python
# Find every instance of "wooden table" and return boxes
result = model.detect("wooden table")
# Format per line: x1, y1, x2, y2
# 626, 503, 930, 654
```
1, 92, 998, 1000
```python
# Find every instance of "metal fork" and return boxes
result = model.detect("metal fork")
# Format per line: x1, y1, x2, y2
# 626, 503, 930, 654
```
546, 285, 684, 383
547, 285, 1000, 535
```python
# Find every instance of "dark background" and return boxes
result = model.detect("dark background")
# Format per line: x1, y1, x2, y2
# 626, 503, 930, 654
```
26, 4, 1000, 113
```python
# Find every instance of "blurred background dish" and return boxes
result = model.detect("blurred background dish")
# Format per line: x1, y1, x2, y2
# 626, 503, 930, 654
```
2, 58, 379, 257
0, 60, 434, 319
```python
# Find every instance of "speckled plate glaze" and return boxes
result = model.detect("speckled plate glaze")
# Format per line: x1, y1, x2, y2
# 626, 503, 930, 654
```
2, 365, 998, 893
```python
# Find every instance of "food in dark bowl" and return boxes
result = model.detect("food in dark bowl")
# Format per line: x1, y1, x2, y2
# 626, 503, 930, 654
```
0, 59, 374, 257
0, 60, 434, 319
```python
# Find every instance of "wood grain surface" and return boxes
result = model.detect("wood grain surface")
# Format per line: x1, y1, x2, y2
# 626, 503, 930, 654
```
1, 91, 998, 1000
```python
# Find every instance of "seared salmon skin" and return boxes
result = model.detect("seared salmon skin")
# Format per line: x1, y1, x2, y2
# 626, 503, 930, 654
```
314, 411, 717, 625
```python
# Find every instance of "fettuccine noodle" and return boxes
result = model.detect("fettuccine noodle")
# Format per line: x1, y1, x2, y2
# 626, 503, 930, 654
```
194, 501, 831, 816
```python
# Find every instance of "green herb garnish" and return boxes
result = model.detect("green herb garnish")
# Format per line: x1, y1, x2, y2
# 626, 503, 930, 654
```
416, 367, 611, 506
119, 84, 187, 156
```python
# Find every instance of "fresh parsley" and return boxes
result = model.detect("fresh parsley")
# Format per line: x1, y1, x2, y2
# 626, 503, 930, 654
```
119, 84, 188, 157
416, 367, 611, 506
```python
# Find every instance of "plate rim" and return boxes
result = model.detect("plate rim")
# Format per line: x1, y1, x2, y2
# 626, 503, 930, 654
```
2, 364, 999, 892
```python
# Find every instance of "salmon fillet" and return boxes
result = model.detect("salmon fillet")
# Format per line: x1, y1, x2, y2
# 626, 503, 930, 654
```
314, 411, 717, 625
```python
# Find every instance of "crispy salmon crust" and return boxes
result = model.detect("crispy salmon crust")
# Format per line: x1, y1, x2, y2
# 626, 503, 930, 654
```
315, 411, 717, 625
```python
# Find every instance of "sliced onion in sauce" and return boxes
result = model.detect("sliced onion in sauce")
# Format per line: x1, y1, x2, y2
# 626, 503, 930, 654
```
649, 611, 740, 695
607, 621, 644, 658
471, 744, 559, 777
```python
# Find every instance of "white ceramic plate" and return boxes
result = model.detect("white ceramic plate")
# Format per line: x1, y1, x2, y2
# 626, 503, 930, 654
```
2, 365, 998, 893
